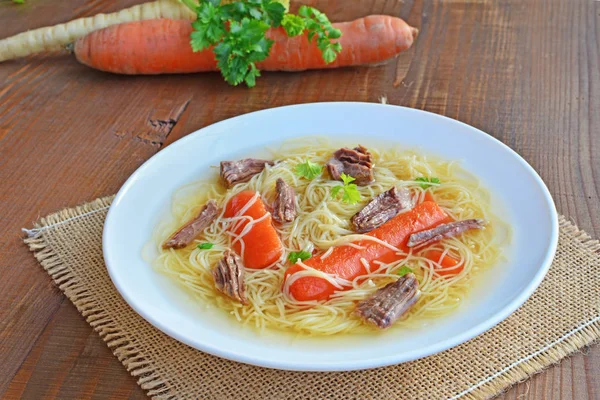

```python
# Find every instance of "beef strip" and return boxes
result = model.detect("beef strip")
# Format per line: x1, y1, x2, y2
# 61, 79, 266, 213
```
335, 145, 372, 166
220, 158, 274, 188
162, 200, 219, 249
355, 273, 420, 329
326, 145, 374, 186
351, 187, 414, 233
407, 218, 487, 248
272, 178, 297, 223
212, 250, 248, 304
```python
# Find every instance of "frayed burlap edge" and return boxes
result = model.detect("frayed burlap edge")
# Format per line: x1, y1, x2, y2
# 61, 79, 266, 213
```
460, 217, 600, 400
24, 196, 176, 399
22, 196, 600, 400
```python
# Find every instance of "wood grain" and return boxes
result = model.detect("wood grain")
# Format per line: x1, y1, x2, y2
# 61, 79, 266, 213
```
0, 0, 598, 399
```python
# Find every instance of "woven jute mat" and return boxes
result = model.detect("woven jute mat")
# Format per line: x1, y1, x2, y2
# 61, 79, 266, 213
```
23, 196, 600, 400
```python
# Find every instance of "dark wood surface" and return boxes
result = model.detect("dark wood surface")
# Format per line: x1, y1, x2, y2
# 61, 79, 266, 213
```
0, 0, 598, 398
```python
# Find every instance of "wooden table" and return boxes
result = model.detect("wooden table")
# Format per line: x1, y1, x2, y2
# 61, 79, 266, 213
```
0, 0, 598, 398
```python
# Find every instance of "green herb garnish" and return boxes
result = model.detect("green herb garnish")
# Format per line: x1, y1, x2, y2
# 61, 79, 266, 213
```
415, 177, 441, 189
285, 6, 342, 63
288, 250, 312, 263
183, 0, 342, 87
295, 160, 323, 180
331, 173, 362, 204
396, 266, 413, 277
197, 243, 215, 249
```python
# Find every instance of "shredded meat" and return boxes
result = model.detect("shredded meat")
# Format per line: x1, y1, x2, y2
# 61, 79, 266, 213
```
212, 250, 248, 304
272, 178, 297, 223
162, 200, 219, 249
326, 145, 374, 186
355, 273, 420, 329
351, 187, 413, 233
407, 219, 487, 248
220, 158, 274, 188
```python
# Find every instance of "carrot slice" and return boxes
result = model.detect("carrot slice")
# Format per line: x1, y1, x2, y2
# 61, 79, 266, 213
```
224, 191, 283, 269
419, 191, 456, 223
284, 201, 448, 301
423, 191, 435, 203
424, 250, 463, 276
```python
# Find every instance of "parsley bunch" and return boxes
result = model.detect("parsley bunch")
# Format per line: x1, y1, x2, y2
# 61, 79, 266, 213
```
182, 0, 342, 87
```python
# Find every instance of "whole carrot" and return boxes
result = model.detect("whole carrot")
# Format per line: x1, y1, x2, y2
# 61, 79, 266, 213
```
0, 0, 190, 62
284, 201, 448, 302
0, 0, 290, 62
73, 16, 418, 75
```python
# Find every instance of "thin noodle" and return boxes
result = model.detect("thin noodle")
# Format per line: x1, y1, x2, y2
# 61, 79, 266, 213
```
320, 246, 334, 260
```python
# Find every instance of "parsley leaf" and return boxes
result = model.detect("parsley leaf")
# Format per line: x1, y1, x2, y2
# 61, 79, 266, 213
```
340, 173, 355, 185
415, 177, 441, 189
282, 6, 342, 64
281, 14, 305, 36
184, 0, 341, 87
261, 0, 286, 26
295, 160, 323, 180
330, 185, 343, 198
12, 0, 24, 3
197, 243, 214, 250
288, 250, 312, 263
397, 266, 413, 277
331, 173, 362, 204
190, 2, 226, 52
341, 185, 362, 204
214, 18, 273, 86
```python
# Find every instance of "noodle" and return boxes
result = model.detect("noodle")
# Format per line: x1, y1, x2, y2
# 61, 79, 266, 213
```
151, 138, 507, 336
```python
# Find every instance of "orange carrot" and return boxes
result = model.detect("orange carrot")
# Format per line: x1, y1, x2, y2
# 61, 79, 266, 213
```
224, 191, 283, 269
74, 16, 418, 75
422, 191, 435, 203
284, 201, 448, 301
424, 250, 463, 276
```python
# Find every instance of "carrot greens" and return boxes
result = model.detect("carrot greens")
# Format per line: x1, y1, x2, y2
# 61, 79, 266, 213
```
182, 0, 341, 87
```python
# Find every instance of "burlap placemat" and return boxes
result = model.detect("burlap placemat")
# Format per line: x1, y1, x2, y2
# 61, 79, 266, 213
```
23, 196, 600, 400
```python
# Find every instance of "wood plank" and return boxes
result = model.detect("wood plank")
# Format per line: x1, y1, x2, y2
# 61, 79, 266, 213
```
0, 1, 190, 394
3, 301, 145, 400
0, 0, 598, 398
499, 347, 600, 400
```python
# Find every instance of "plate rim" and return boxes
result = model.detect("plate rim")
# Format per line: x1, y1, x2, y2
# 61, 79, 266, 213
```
103, 102, 559, 371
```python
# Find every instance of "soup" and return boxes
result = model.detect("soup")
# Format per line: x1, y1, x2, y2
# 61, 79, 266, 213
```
151, 138, 506, 335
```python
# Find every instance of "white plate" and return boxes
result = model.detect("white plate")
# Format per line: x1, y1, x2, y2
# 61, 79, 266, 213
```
103, 102, 558, 371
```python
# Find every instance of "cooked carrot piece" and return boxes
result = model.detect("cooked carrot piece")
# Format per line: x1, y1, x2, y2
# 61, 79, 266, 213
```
224, 191, 283, 269
424, 250, 463, 276
284, 201, 448, 301
422, 191, 436, 203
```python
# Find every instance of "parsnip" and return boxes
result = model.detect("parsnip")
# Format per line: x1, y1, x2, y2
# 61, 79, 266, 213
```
0, 0, 290, 62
